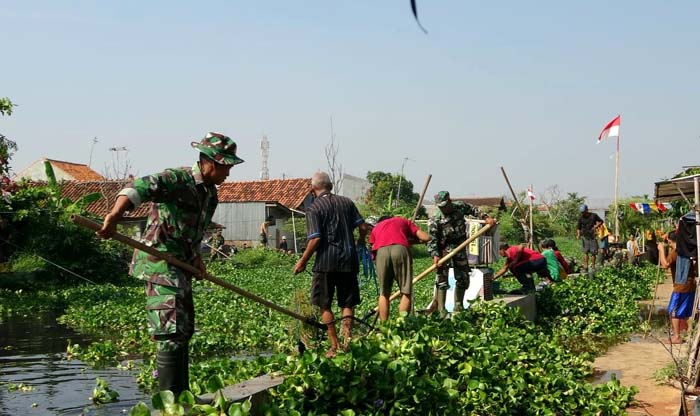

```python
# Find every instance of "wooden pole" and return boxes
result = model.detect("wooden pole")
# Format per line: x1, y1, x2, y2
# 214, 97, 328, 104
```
685, 177, 700, 383
71, 215, 326, 330
369, 223, 494, 314
613, 126, 621, 241
500, 167, 524, 216
409, 174, 432, 315
529, 184, 534, 249
411, 174, 432, 222
643, 258, 662, 339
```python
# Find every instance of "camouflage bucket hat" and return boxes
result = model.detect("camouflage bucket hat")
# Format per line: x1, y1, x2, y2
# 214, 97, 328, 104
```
191, 132, 244, 166
435, 191, 451, 207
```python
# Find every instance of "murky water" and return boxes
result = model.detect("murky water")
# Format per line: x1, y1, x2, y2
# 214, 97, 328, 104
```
0, 312, 149, 415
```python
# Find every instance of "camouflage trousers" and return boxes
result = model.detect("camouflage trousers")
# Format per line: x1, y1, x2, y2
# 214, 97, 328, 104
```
436, 252, 471, 291
145, 280, 194, 352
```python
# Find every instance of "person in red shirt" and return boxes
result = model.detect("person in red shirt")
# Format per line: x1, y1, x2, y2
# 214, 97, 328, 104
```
494, 243, 551, 292
369, 216, 430, 321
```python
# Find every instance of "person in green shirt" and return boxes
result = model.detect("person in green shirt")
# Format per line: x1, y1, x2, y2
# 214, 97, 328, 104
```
539, 239, 560, 283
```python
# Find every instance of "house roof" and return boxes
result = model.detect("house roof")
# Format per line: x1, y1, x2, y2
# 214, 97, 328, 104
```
451, 196, 506, 208
655, 173, 700, 203
60, 180, 151, 219
217, 178, 311, 209
48, 159, 104, 181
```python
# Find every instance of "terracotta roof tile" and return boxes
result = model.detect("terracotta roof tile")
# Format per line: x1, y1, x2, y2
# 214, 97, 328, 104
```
48, 159, 104, 181
217, 178, 311, 209
60, 181, 151, 218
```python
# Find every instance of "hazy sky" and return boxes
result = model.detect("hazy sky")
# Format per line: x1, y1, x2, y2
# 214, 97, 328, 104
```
2, 1, 699, 201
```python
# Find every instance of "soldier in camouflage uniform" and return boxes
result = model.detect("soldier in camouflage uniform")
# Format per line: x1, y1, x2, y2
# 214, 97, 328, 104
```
209, 230, 225, 261
97, 132, 243, 396
427, 191, 494, 316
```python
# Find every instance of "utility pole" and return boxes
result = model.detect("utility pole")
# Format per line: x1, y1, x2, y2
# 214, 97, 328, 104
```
260, 135, 270, 180
88, 137, 98, 168
396, 157, 413, 205
108, 146, 128, 179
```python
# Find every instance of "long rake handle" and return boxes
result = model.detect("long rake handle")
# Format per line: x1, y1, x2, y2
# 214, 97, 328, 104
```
370, 223, 495, 315
72, 215, 326, 330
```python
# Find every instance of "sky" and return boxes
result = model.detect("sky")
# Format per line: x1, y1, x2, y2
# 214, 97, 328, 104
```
1, 1, 699, 202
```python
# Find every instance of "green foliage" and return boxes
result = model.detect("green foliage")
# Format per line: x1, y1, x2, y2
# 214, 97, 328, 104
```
364, 171, 424, 218
552, 192, 586, 235
3, 241, 653, 415
0, 97, 18, 177
270, 303, 637, 415
91, 377, 120, 404
229, 248, 298, 269
0, 97, 15, 116
0, 180, 130, 287
537, 265, 658, 354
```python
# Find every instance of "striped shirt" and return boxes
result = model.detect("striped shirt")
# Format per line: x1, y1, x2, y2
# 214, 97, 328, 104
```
306, 191, 364, 273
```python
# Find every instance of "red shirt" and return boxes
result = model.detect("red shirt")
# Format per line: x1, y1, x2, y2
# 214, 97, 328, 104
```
554, 250, 570, 273
369, 217, 420, 252
505, 246, 544, 269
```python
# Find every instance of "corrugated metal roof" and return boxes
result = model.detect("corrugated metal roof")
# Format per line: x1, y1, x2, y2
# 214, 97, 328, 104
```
60, 180, 151, 218
217, 178, 311, 209
655, 174, 700, 203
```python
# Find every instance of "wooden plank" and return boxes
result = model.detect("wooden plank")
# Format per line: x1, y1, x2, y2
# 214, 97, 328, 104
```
198, 374, 285, 404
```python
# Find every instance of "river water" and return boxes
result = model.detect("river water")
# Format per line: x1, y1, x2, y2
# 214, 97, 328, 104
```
0, 311, 150, 415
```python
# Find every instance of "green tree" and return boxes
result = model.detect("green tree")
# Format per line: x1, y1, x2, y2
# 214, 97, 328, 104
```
0, 97, 18, 177
364, 171, 424, 217
552, 192, 586, 235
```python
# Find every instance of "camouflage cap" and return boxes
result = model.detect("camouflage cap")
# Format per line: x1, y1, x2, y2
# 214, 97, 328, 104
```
434, 191, 451, 207
191, 132, 244, 166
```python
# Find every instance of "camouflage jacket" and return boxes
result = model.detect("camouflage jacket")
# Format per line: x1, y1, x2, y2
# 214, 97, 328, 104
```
118, 162, 218, 288
427, 201, 482, 258
210, 234, 224, 249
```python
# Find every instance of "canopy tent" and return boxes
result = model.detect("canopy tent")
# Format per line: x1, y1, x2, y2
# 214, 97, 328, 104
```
654, 173, 700, 203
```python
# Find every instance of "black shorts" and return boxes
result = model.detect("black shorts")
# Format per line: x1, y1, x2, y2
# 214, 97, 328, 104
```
310, 271, 360, 310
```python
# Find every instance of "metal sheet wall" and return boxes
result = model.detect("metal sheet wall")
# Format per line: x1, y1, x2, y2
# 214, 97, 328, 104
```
212, 202, 266, 242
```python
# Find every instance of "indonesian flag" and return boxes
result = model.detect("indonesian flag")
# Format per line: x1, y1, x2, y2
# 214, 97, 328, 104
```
597, 115, 620, 143
527, 186, 535, 201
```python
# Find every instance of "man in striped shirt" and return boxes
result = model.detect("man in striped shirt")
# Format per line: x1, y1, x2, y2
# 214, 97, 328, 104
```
293, 171, 370, 358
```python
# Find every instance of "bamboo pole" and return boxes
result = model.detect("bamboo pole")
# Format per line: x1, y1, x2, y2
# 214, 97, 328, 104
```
369, 223, 494, 314
529, 184, 534, 249
613, 129, 620, 241
686, 177, 700, 384
72, 215, 326, 330
643, 258, 662, 339
500, 167, 524, 216
411, 174, 432, 222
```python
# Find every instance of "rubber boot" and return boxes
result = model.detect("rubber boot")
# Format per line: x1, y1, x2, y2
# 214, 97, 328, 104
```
437, 289, 448, 318
157, 346, 188, 398
453, 287, 466, 312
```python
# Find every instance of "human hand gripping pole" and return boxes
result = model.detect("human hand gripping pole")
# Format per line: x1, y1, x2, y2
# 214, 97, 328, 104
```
74, 214, 327, 330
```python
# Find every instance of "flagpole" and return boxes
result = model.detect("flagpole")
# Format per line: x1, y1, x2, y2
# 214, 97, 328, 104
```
613, 115, 621, 241
529, 184, 534, 249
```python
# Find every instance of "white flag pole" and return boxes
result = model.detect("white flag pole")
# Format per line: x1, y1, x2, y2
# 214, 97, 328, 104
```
613, 115, 621, 241
529, 184, 534, 249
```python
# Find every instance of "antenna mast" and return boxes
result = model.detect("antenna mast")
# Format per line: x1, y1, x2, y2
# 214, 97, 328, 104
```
260, 135, 270, 180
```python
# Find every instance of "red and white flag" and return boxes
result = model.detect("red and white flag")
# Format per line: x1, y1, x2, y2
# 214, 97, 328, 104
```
597, 115, 620, 143
527, 186, 535, 201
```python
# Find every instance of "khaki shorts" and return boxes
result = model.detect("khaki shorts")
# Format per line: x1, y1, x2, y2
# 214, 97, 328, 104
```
376, 245, 413, 296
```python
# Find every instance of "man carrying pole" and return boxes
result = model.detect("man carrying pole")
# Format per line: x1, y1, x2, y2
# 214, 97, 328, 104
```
96, 132, 244, 396
427, 191, 495, 316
